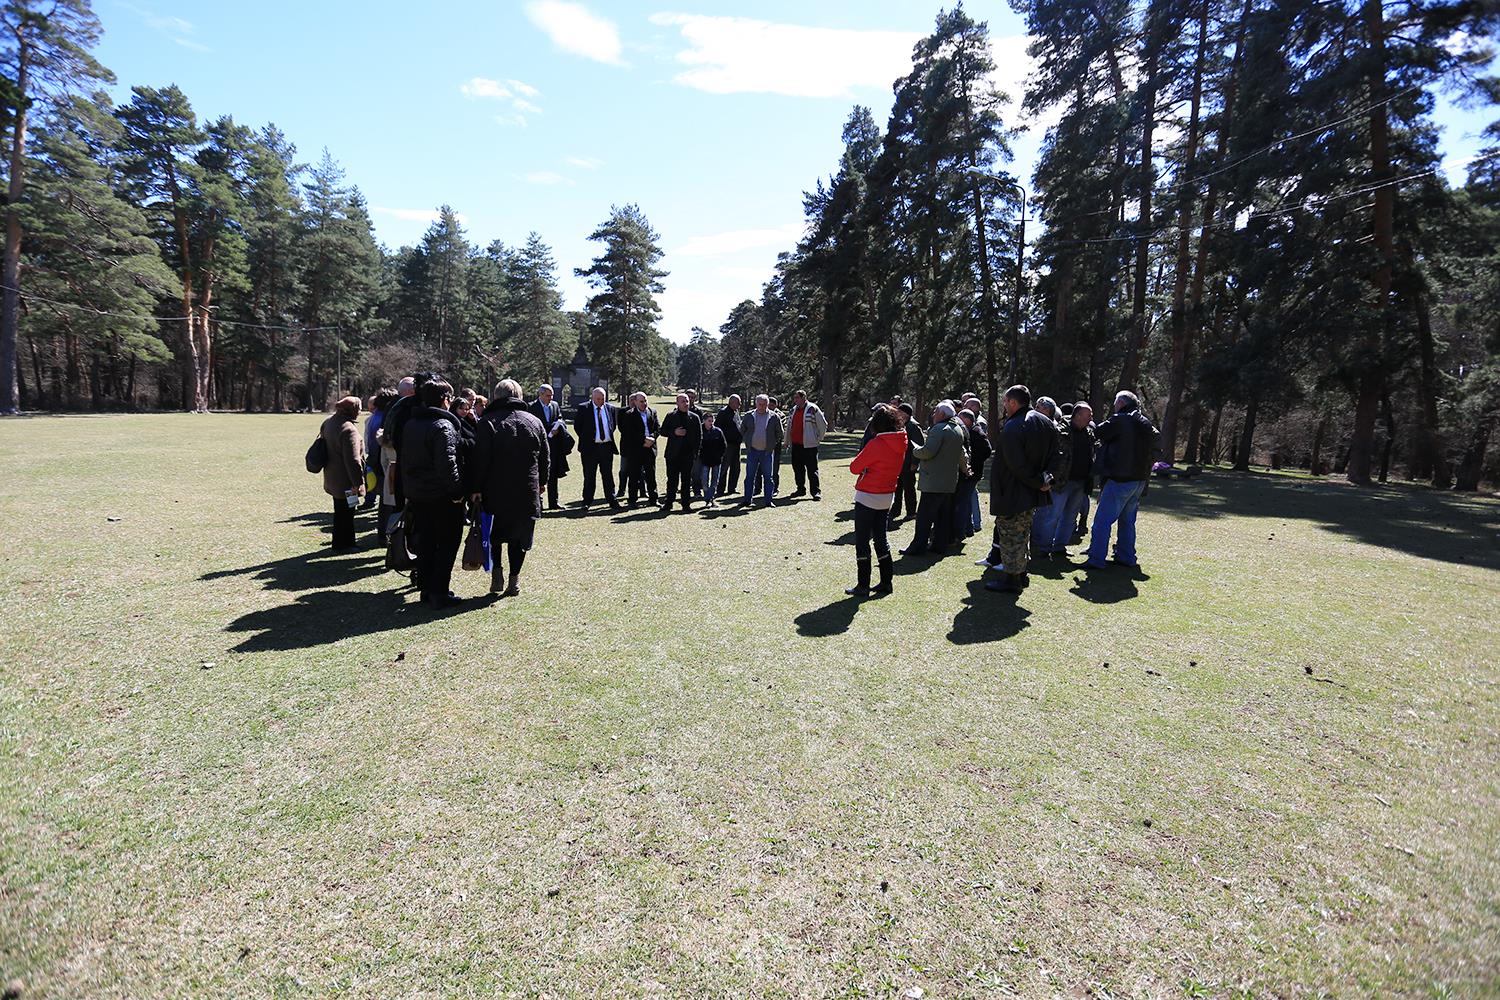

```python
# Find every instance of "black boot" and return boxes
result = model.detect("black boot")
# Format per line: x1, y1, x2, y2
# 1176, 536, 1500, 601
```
872, 555, 894, 596
505, 547, 525, 597
985, 573, 1022, 594
489, 563, 505, 596
845, 557, 872, 596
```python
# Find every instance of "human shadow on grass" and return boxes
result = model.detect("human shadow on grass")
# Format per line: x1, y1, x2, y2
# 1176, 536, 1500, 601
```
1148, 471, 1500, 570
948, 579, 1032, 644
225, 588, 480, 652
794, 595, 865, 637
202, 544, 389, 592
1067, 565, 1149, 604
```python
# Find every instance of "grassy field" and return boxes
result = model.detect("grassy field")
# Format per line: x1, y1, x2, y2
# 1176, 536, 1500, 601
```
1, 412, 1498, 999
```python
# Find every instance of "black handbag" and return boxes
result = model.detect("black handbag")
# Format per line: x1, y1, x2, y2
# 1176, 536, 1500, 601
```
385, 510, 415, 572
305, 435, 328, 473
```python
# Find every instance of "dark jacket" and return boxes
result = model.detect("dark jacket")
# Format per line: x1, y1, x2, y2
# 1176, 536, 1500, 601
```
965, 425, 992, 485
717, 405, 744, 446
574, 400, 621, 455
472, 398, 549, 531
529, 398, 570, 478
619, 405, 661, 455
660, 408, 702, 463
992, 407, 1060, 517
699, 425, 727, 466
1095, 409, 1161, 483
1067, 421, 1097, 486
383, 393, 420, 456
400, 405, 465, 502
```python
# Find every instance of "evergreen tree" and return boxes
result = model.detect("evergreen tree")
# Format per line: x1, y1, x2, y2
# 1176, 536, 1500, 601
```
1, 0, 111, 412
575, 203, 669, 398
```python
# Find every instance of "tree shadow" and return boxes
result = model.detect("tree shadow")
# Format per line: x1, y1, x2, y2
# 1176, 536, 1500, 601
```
948, 579, 1033, 644
1148, 471, 1500, 570
225, 588, 481, 653
794, 595, 865, 637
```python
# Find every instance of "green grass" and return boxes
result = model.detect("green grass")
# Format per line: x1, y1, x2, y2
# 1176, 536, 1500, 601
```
1, 413, 1497, 999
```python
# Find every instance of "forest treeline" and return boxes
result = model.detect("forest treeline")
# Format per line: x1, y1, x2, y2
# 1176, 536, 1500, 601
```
2, 0, 1499, 488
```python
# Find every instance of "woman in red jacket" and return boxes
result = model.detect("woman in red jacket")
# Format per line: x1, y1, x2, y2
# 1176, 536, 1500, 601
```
846, 404, 907, 596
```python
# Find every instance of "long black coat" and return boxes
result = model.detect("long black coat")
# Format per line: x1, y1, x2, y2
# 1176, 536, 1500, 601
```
660, 408, 701, 464
401, 406, 466, 501
472, 399, 550, 535
991, 407, 1061, 517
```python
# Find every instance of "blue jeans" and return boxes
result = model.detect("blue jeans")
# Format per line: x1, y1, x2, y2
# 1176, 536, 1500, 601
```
1050, 481, 1089, 551
743, 447, 775, 504
1032, 496, 1061, 553
1086, 479, 1146, 566
701, 464, 720, 503
970, 488, 982, 532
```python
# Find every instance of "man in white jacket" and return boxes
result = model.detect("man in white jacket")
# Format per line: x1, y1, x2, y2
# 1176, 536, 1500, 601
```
786, 389, 830, 501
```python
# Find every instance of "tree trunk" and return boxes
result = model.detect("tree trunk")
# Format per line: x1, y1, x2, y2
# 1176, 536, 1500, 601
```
1184, 402, 1203, 464
1159, 3, 1207, 460
1454, 415, 1493, 491
1310, 414, 1329, 476
1411, 289, 1451, 488
0, 34, 29, 415
1233, 395, 1258, 471
1205, 405, 1223, 464
1348, 0, 1393, 485
1118, 13, 1162, 392
1378, 391, 1396, 483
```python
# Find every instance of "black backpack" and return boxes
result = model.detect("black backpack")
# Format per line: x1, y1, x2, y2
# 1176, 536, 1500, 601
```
305, 434, 327, 473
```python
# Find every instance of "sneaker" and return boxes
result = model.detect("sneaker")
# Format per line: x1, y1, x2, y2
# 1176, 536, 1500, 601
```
812, 493, 822, 501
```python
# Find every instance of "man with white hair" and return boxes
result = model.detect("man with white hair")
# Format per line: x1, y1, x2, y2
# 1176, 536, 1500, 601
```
739, 394, 783, 508
528, 384, 566, 510
1086, 390, 1160, 569
901, 400, 966, 555
572, 386, 622, 511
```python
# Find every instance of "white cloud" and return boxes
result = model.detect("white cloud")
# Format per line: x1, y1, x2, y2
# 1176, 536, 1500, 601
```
460, 76, 543, 125
508, 78, 542, 99
522, 171, 573, 186
566, 155, 605, 170
119, 3, 208, 53
172, 36, 211, 52
525, 1, 626, 66
650, 13, 918, 98
673, 223, 803, 258
371, 206, 468, 225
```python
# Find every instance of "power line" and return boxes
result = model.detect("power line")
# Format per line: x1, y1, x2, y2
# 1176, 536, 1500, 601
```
0, 284, 340, 331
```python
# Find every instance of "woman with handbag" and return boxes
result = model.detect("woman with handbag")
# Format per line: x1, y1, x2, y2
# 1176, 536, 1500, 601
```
320, 395, 366, 550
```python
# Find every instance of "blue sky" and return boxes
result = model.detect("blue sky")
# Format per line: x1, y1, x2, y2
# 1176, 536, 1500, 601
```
96, 1, 1495, 344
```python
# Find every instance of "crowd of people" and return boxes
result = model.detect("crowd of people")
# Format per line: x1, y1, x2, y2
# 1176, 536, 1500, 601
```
313, 373, 1158, 610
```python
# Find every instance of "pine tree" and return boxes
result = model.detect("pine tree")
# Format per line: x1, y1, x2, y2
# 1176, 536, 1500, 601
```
575, 203, 669, 398
502, 232, 571, 389
0, 0, 111, 412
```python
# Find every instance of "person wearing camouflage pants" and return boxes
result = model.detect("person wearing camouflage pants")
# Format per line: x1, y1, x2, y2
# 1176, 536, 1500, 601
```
992, 510, 1033, 580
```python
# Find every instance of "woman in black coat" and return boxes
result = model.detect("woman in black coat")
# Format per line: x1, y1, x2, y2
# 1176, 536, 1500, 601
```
470, 379, 550, 597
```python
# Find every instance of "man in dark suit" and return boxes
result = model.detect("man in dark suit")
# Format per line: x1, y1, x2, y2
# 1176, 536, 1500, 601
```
618, 391, 660, 507
659, 392, 702, 512
716, 394, 744, 496
572, 386, 622, 511
528, 384, 567, 510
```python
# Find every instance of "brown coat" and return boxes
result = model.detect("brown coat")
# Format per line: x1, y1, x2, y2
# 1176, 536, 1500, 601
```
320, 413, 365, 498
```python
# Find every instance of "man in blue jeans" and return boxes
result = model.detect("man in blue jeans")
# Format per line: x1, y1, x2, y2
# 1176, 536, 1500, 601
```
1086, 391, 1160, 568
740, 394, 784, 508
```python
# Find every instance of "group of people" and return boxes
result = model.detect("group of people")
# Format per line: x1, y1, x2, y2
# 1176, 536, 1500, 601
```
844, 385, 1160, 597
314, 372, 1157, 610
567, 387, 828, 511
317, 374, 551, 608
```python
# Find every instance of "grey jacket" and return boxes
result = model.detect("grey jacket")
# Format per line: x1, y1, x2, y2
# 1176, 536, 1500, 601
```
739, 410, 784, 451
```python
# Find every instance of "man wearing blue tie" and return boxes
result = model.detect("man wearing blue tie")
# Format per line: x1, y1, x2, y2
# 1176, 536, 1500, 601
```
572, 386, 623, 511
528, 384, 567, 510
